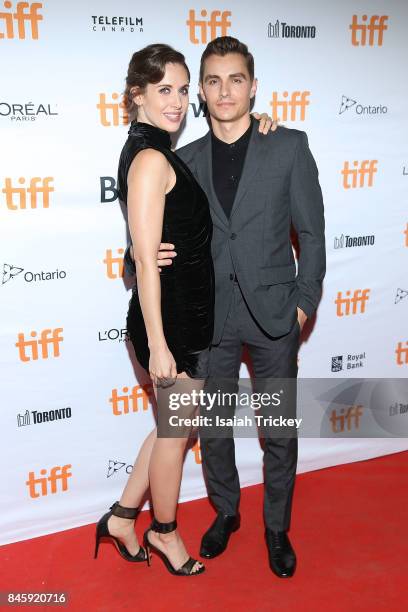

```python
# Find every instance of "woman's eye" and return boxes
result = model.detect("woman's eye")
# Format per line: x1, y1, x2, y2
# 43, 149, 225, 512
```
180, 88, 189, 96
159, 87, 170, 94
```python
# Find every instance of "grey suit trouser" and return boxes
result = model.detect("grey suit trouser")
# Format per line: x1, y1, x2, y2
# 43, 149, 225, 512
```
200, 280, 300, 532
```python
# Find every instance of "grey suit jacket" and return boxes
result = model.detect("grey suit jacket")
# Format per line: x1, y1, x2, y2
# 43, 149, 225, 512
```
176, 122, 326, 344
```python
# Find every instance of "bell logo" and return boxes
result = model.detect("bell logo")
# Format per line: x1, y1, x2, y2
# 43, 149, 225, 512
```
191, 440, 202, 464
404, 222, 408, 247
109, 384, 153, 415
341, 160, 377, 189
16, 328, 64, 362
103, 248, 124, 279
0, 1, 43, 40
186, 9, 231, 44
26, 465, 72, 498
2, 177, 54, 210
97, 93, 129, 127
395, 342, 408, 366
330, 406, 363, 433
335, 289, 370, 316
350, 15, 388, 47
269, 91, 310, 122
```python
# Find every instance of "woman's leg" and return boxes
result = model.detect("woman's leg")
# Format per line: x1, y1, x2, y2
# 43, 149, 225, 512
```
147, 372, 205, 572
107, 427, 157, 555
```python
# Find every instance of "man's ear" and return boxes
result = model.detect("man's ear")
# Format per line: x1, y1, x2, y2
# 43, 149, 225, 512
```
198, 82, 206, 102
250, 77, 258, 99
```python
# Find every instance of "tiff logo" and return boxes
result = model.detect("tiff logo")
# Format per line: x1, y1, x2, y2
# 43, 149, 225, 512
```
0, 1, 43, 40
350, 15, 388, 47
186, 9, 231, 44
269, 91, 310, 121
191, 440, 201, 464
395, 342, 408, 366
341, 160, 377, 189
97, 93, 129, 127
335, 290, 370, 316
2, 177, 54, 209
26, 465, 72, 498
330, 406, 363, 433
16, 328, 64, 361
109, 384, 153, 415
104, 248, 124, 279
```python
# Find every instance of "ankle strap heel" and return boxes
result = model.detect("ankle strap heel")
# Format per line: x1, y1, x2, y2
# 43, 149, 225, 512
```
109, 501, 140, 520
150, 518, 177, 533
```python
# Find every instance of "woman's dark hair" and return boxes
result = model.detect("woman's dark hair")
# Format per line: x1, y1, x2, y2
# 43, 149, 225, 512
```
199, 36, 254, 83
124, 43, 190, 119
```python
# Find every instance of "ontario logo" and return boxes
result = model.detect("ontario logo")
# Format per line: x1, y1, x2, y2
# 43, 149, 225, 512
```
339, 95, 387, 116
107, 459, 133, 478
2, 263, 67, 285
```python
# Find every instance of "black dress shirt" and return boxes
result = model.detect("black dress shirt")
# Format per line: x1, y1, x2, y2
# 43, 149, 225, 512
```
211, 117, 253, 219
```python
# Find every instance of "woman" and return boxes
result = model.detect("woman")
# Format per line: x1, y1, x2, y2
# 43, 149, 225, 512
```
95, 43, 213, 577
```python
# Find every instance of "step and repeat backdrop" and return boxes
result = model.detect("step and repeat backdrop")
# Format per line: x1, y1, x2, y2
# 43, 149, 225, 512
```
1, 0, 407, 544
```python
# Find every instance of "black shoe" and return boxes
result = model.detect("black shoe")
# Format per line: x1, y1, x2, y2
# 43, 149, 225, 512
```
265, 529, 296, 578
94, 501, 147, 563
143, 518, 205, 576
200, 512, 240, 559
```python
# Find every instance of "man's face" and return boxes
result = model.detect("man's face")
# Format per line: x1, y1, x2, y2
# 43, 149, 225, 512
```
199, 52, 257, 123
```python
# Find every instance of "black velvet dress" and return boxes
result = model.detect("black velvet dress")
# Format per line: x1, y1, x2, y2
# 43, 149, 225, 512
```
118, 121, 214, 378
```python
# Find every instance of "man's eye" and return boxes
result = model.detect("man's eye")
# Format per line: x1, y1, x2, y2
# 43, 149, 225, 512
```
233, 79, 242, 84
209, 79, 217, 85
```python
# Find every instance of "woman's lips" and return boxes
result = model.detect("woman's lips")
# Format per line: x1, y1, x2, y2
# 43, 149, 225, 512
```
163, 113, 182, 123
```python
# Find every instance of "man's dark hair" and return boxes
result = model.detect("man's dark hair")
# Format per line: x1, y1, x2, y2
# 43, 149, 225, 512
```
199, 36, 254, 83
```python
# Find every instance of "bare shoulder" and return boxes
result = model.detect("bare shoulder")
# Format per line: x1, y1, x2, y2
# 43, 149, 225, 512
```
128, 147, 169, 182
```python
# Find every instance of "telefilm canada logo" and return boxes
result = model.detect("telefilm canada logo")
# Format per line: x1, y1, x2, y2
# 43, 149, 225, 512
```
91, 15, 143, 33
268, 19, 316, 38
17, 407, 72, 427
0, 101, 58, 122
107, 459, 133, 478
339, 95, 387, 116
1, 263, 67, 286
331, 353, 367, 372
334, 234, 375, 249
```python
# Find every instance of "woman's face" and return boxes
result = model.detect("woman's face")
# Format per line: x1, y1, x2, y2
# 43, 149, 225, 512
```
134, 62, 190, 132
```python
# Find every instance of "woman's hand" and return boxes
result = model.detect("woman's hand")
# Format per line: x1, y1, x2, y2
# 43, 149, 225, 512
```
149, 344, 177, 387
252, 112, 279, 134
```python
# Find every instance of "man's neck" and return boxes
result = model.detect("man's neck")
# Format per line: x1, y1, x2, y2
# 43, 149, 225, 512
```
210, 113, 251, 144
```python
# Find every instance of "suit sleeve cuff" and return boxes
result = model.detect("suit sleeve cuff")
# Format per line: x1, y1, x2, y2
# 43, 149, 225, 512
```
297, 297, 315, 320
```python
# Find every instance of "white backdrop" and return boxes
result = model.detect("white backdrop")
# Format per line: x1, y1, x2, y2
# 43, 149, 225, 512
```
1, 0, 407, 545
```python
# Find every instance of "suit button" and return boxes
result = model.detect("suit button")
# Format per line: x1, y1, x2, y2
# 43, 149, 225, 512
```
230, 233, 237, 240
229, 273, 234, 280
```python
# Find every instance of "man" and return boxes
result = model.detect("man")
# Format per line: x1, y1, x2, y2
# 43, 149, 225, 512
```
126, 36, 325, 577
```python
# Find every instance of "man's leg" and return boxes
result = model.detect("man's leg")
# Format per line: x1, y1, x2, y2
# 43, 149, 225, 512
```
201, 283, 243, 516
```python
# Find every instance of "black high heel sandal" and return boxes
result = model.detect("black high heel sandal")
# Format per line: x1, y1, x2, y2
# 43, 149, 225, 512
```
94, 501, 148, 563
143, 518, 205, 576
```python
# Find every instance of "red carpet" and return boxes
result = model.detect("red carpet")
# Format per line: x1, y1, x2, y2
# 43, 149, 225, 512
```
1, 451, 407, 612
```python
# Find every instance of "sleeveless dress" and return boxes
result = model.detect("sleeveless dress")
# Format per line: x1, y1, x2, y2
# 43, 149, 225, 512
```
118, 121, 214, 378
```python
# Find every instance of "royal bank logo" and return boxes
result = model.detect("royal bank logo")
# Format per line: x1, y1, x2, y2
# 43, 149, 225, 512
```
107, 459, 133, 478
395, 289, 408, 304
331, 353, 367, 372
91, 15, 143, 33
0, 101, 58, 122
17, 407, 72, 427
339, 95, 387, 116
267, 19, 316, 38
334, 234, 375, 249
2, 263, 67, 285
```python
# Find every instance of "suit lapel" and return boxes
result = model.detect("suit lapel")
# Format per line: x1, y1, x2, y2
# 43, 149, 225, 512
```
195, 133, 229, 230
229, 121, 270, 220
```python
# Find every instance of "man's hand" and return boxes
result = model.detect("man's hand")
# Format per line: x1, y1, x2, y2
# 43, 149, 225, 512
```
156, 243, 177, 271
252, 112, 279, 134
297, 306, 307, 331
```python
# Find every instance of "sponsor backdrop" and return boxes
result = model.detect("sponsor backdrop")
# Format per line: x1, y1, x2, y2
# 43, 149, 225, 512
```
1, 0, 407, 544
